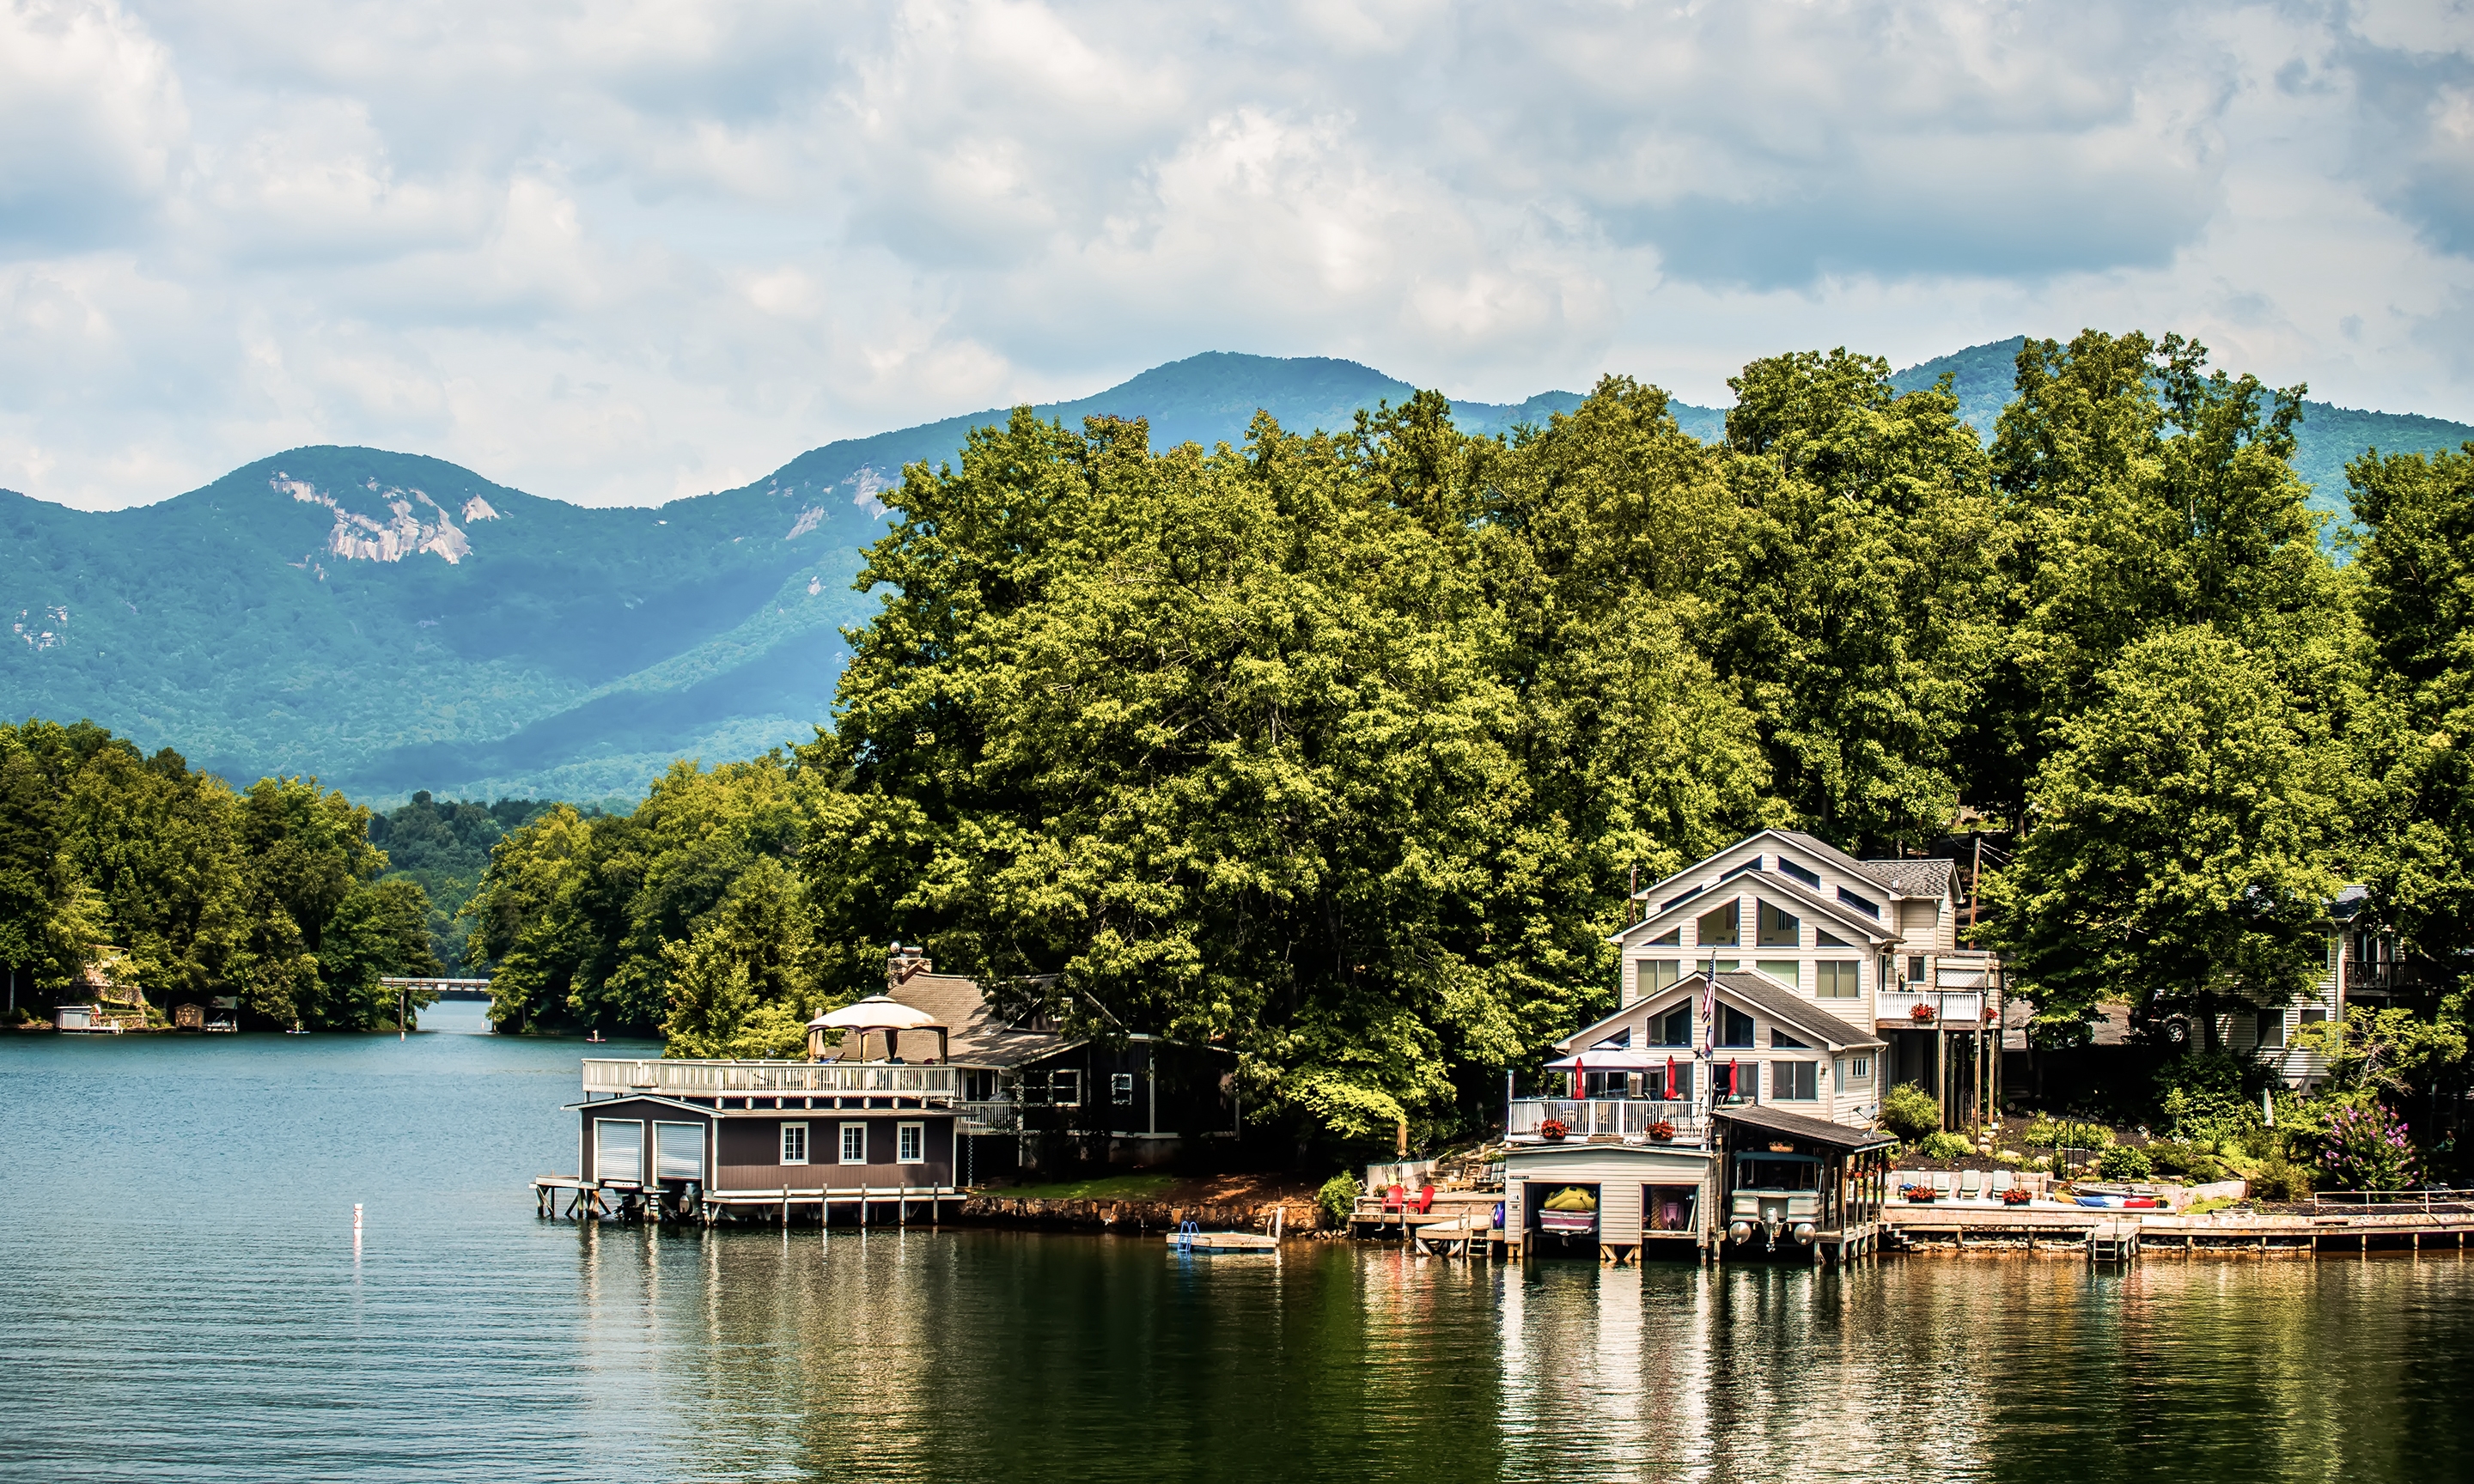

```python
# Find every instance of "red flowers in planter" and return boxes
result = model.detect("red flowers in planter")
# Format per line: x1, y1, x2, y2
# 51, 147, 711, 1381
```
1904, 1183, 1938, 1202
1539, 1119, 1569, 1141
1910, 1003, 1938, 1024
2001, 1186, 2034, 1207
1648, 1119, 1676, 1141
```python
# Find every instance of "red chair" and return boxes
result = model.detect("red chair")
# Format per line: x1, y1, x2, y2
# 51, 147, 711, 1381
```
1409, 1184, 1435, 1215
1381, 1184, 1406, 1213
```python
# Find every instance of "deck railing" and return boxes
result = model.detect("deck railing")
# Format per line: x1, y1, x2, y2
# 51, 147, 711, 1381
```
1884, 988, 1987, 1026
582, 1059, 958, 1099
1508, 1098, 1699, 1140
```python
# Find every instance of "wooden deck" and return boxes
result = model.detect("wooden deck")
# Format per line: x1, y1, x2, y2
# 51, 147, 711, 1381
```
1165, 1231, 1278, 1252
1886, 1203, 2474, 1258
533, 1176, 963, 1226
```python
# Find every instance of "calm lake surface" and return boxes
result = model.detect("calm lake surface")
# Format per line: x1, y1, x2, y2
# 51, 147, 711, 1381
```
5, 1001, 2472, 1482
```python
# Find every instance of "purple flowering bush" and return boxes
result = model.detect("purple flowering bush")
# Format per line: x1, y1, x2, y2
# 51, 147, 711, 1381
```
2318, 1101, 2417, 1191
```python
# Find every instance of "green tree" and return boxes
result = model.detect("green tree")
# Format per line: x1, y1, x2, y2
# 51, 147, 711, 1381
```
1976, 331, 2354, 823
1983, 625, 2351, 1045
660, 856, 827, 1058
1711, 350, 2008, 848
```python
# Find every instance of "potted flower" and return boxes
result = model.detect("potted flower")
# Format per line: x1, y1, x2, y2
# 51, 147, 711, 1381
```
2001, 1185, 2034, 1207
1539, 1118, 1569, 1143
1910, 1003, 1938, 1025
1648, 1118, 1676, 1143
1904, 1181, 1937, 1203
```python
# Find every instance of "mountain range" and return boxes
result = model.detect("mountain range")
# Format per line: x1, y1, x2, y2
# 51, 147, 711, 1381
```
3, 343, 2466, 805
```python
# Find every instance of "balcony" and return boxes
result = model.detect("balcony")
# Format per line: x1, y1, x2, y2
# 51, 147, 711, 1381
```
582, 1058, 957, 1101
1508, 1098, 1701, 1144
1881, 988, 1987, 1028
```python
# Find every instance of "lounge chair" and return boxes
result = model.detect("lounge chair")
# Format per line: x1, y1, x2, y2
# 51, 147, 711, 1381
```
1959, 1171, 1983, 1200
1935, 1171, 1955, 1197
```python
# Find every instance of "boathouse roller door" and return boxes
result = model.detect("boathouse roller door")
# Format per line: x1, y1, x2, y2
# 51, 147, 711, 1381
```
595, 1118, 644, 1184
654, 1122, 705, 1183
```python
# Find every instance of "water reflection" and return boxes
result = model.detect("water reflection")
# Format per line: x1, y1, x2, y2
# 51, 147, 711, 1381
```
8, 1012, 2474, 1482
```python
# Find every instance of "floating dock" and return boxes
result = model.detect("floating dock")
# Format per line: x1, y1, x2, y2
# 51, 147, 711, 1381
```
1165, 1231, 1278, 1253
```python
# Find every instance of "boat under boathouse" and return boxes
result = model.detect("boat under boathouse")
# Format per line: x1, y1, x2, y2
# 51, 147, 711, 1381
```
545, 993, 969, 1226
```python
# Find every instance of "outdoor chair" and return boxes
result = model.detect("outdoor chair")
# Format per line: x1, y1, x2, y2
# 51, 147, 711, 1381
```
1935, 1172, 1955, 1196
1959, 1171, 1983, 1199
1381, 1184, 1406, 1213
1409, 1185, 1436, 1215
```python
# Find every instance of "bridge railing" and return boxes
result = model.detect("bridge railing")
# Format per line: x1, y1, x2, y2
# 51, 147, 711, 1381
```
582, 1058, 958, 1100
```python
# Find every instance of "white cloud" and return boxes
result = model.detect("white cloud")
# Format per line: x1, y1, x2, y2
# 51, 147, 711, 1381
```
0, 0, 2470, 511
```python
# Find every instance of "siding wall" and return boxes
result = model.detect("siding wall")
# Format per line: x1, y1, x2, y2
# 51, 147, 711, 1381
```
711, 1113, 954, 1190
1508, 1146, 1714, 1244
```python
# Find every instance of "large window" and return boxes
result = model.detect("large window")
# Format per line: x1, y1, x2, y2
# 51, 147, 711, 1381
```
1697, 900, 1740, 947
840, 1122, 867, 1164
897, 1122, 924, 1164
780, 1122, 809, 1165
1718, 1005, 1756, 1048
1756, 901, 1799, 946
1815, 961, 1862, 999
1636, 959, 1681, 1000
1756, 959, 1800, 988
1773, 1061, 1819, 1101
1651, 1004, 1694, 1046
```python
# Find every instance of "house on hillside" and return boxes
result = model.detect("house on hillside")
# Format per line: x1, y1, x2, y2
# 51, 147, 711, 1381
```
814, 946, 1240, 1179
1502, 830, 1983, 1262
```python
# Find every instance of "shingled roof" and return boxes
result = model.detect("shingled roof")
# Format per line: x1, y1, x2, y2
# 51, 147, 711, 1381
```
832, 972, 1073, 1068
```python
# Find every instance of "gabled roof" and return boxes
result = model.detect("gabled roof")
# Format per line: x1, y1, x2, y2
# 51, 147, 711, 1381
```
1716, 1104, 1894, 1153
1613, 863, 1898, 948
1709, 970, 1884, 1051
564, 1094, 716, 1116
1553, 970, 1883, 1055
1853, 856, 1954, 897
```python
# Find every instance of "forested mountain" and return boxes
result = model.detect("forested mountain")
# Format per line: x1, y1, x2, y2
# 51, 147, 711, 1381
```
1, 346, 2462, 812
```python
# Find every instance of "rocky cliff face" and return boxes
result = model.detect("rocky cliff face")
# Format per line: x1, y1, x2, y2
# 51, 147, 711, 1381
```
273, 471, 503, 568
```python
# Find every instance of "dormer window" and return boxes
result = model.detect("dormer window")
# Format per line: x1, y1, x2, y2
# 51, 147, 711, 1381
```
1697, 900, 1740, 946
1756, 901, 1799, 946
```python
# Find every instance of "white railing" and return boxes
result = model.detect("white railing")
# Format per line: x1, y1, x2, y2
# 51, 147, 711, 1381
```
1884, 989, 1986, 1026
957, 1100, 1018, 1130
1508, 1098, 1698, 1140
582, 1059, 958, 1099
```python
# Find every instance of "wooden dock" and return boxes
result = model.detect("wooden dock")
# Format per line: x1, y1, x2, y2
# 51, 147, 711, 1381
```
533, 1176, 963, 1226
1885, 1203, 2474, 1259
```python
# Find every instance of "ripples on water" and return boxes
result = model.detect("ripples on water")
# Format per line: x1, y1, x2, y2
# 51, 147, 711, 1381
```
4, 1003, 2471, 1482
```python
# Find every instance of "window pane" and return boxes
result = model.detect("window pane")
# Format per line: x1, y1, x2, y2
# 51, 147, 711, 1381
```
1756, 959, 1799, 988
1817, 961, 1861, 998
841, 1123, 866, 1163
1756, 902, 1799, 946
1720, 1006, 1755, 1047
1697, 900, 1740, 946
782, 1123, 808, 1165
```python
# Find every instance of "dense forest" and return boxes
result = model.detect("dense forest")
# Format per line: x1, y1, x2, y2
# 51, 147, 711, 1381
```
17, 331, 2474, 1153
0, 721, 438, 1029
453, 330, 2474, 1152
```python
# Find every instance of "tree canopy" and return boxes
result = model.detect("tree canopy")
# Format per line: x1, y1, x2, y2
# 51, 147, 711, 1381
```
0, 721, 438, 1029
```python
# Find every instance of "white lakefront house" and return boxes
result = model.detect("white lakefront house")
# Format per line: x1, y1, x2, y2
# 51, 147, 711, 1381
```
1502, 830, 2001, 1263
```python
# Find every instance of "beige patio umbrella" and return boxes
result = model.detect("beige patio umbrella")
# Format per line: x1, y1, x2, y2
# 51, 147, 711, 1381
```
807, 995, 947, 1063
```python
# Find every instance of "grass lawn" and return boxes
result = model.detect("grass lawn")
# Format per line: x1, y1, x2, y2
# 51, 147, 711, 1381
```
995, 1172, 1179, 1201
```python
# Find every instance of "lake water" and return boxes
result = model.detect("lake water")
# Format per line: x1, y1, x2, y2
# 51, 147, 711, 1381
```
4, 1000, 2471, 1481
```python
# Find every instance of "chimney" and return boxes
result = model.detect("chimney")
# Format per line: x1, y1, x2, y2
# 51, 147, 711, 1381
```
887, 942, 931, 988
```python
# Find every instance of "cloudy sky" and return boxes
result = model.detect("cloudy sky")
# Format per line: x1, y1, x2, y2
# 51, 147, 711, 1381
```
3, 0, 2471, 510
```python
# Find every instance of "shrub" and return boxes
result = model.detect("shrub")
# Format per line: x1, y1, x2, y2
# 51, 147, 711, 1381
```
2319, 1101, 2418, 1191
2251, 1157, 2314, 1202
1916, 1131, 1972, 1161
1316, 1172, 1361, 1228
2098, 1145, 2154, 1181
1880, 1083, 1941, 1142
2142, 1140, 2227, 1183
2020, 1115, 2060, 1149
